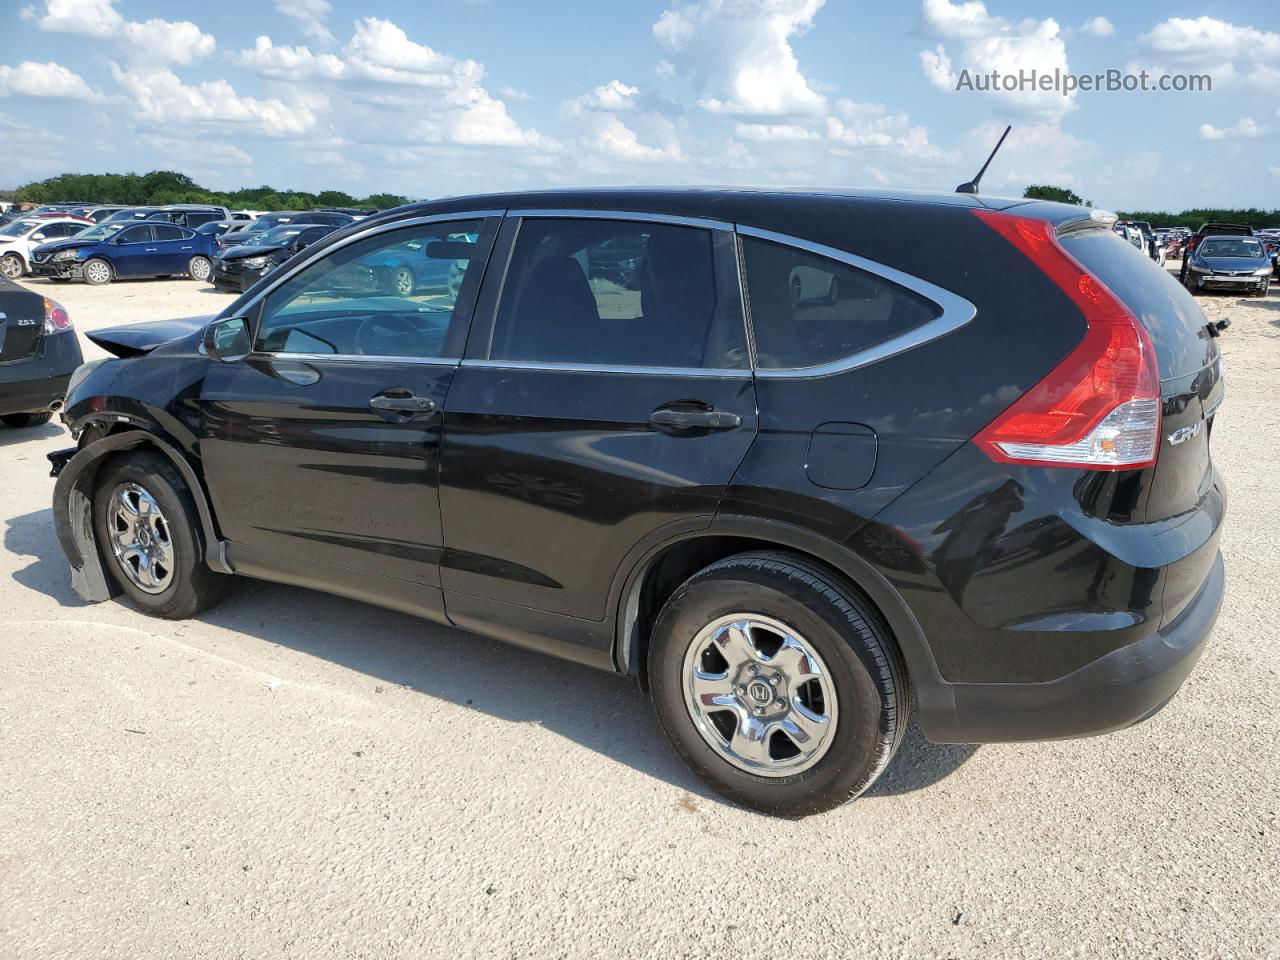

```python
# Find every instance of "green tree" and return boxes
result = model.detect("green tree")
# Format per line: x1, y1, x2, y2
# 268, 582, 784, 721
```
1023, 184, 1087, 206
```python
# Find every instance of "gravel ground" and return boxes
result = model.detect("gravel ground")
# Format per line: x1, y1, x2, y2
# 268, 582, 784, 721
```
1, 271, 1277, 960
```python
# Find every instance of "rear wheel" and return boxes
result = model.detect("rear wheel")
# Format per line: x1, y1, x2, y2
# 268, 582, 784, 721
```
93, 450, 229, 619
0, 253, 24, 279
1, 411, 53, 428
83, 258, 113, 285
187, 256, 212, 282
649, 552, 908, 816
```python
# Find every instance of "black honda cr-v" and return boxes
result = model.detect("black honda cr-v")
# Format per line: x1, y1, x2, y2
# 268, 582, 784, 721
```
49, 188, 1225, 816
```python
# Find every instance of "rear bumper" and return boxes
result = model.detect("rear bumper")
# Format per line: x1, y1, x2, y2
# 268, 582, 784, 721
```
0, 333, 82, 416
932, 550, 1223, 743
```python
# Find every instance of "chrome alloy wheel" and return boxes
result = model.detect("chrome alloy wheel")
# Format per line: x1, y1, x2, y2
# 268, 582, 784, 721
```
84, 259, 111, 284
394, 267, 414, 296
106, 482, 175, 594
681, 614, 839, 777
0, 254, 24, 279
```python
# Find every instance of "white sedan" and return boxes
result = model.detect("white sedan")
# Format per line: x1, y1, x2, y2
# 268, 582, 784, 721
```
0, 218, 90, 279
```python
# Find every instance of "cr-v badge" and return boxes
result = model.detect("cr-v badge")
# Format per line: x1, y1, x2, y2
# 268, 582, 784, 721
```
1168, 421, 1203, 445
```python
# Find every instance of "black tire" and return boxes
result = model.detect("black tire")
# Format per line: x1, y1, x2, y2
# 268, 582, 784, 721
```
92, 450, 229, 619
1, 411, 53, 428
648, 551, 908, 817
83, 257, 113, 286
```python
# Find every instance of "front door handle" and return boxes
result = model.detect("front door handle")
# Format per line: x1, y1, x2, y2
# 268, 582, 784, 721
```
649, 404, 742, 433
370, 392, 437, 416
144, 247, 158, 252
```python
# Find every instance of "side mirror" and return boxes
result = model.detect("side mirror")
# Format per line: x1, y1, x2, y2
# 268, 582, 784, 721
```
31, 234, 45, 242
203, 316, 252, 363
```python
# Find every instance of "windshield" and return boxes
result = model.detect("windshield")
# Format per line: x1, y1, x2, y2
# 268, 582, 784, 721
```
0, 219, 40, 237
1199, 238, 1264, 258
257, 226, 304, 245
72, 223, 126, 242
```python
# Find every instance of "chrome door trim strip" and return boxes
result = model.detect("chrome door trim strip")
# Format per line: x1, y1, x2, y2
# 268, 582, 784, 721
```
460, 358, 751, 378
249, 352, 461, 366
735, 224, 978, 379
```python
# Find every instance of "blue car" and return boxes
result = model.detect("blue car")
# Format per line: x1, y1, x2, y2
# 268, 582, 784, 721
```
1182, 234, 1273, 297
360, 231, 473, 298
29, 220, 220, 285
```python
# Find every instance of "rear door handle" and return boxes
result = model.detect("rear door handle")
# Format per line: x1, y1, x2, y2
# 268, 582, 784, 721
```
144, 247, 157, 252
649, 405, 742, 432
369, 392, 437, 416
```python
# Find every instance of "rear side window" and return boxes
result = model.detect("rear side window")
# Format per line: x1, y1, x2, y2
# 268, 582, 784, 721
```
1060, 228, 1216, 379
741, 237, 940, 370
152, 224, 185, 241
488, 218, 747, 369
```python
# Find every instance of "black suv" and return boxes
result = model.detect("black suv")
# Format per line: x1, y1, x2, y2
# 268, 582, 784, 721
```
49, 189, 1225, 816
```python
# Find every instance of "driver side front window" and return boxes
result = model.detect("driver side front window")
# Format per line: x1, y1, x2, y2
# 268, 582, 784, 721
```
255, 218, 490, 359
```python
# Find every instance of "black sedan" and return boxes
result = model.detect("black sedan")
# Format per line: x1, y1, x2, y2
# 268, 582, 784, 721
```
0, 275, 82, 429
211, 224, 336, 293
1183, 235, 1273, 296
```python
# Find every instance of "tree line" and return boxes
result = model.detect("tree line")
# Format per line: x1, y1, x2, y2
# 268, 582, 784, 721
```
6, 170, 410, 212
1021, 185, 1279, 230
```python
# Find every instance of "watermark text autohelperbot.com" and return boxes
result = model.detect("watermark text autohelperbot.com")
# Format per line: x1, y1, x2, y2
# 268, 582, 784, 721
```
955, 68, 1212, 96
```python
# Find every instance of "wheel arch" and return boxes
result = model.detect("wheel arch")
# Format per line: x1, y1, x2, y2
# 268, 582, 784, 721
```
611, 515, 956, 736
53, 426, 231, 603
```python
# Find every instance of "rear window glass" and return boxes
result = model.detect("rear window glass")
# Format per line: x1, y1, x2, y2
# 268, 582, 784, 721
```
741, 237, 939, 370
1060, 228, 1215, 379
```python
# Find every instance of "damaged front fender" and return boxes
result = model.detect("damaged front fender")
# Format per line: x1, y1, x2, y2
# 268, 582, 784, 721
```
49, 430, 233, 603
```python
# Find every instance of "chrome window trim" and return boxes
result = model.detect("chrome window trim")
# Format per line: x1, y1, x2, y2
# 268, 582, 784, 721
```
736, 224, 977, 379
508, 209, 734, 232
460, 358, 750, 379
249, 352, 461, 366
235, 209, 506, 322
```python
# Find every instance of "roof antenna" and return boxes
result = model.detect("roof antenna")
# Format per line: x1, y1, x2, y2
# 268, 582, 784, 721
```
956, 125, 1011, 195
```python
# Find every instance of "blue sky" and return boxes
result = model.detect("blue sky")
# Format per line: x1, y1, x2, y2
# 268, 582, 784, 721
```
1, 0, 1277, 209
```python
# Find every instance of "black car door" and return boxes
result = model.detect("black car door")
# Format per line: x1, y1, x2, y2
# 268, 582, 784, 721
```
438, 213, 758, 631
198, 213, 501, 616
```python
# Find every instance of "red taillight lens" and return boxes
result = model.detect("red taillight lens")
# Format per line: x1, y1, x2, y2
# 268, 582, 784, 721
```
971, 210, 1160, 471
42, 297, 73, 335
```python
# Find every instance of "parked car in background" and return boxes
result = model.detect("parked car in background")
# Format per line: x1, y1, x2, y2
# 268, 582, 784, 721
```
1180, 222, 1254, 281
146, 205, 229, 229
49, 188, 1226, 816
194, 220, 246, 242
29, 220, 219, 285
360, 229, 473, 298
0, 274, 81, 429
100, 207, 158, 224
1183, 234, 1273, 296
211, 223, 338, 292
222, 211, 354, 250
0, 217, 89, 279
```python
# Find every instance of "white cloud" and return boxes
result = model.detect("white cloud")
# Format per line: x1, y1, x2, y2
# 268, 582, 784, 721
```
109, 64, 317, 136
571, 80, 642, 113
139, 134, 253, 167
919, 0, 1075, 121
0, 111, 65, 175
653, 0, 827, 117
1081, 16, 1114, 38
343, 17, 465, 86
0, 61, 103, 100
1141, 17, 1280, 64
585, 116, 682, 161
961, 121, 1094, 192
497, 86, 531, 102
1199, 117, 1263, 141
734, 122, 821, 141
231, 36, 346, 79
563, 81, 682, 162
275, 0, 334, 44
23, 0, 215, 64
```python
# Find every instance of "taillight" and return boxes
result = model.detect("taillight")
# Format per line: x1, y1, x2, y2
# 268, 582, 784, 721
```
971, 210, 1160, 471
42, 297, 73, 335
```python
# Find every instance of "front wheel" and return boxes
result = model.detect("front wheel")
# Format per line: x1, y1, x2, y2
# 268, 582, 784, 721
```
83, 258, 113, 285
93, 450, 229, 619
0, 253, 24, 279
649, 552, 908, 817
188, 256, 212, 282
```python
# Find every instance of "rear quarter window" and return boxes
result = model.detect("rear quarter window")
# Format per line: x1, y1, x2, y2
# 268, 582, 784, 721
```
741, 236, 940, 370
1060, 228, 1217, 379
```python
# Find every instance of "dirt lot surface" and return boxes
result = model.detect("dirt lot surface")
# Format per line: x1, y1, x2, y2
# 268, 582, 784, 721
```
1, 271, 1277, 959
